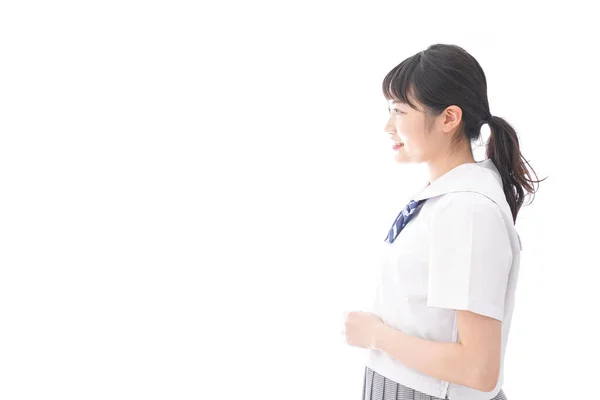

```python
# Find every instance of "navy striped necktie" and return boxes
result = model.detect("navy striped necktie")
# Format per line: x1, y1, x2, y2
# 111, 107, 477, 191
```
384, 199, 427, 243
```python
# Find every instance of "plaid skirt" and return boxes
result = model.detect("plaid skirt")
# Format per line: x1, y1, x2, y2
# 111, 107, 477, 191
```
362, 366, 508, 400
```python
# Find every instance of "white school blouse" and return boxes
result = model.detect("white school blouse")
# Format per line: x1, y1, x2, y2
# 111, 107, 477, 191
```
364, 159, 522, 400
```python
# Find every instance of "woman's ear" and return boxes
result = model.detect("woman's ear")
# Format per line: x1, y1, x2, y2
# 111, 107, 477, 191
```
442, 105, 463, 133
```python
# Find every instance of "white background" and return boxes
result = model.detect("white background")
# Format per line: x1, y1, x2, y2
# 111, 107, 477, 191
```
1, 1, 599, 399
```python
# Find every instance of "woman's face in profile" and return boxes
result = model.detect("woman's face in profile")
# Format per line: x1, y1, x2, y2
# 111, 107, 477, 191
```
384, 96, 449, 164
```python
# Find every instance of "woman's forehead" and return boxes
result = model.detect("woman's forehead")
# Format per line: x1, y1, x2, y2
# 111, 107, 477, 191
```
388, 98, 423, 111
388, 99, 408, 107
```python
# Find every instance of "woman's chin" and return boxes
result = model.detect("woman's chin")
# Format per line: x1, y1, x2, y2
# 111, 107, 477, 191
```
394, 153, 409, 162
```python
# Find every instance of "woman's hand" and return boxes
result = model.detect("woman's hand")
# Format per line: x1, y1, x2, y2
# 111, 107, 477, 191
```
342, 311, 386, 349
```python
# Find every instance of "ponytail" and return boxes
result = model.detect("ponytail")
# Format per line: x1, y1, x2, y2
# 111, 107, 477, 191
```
486, 115, 546, 224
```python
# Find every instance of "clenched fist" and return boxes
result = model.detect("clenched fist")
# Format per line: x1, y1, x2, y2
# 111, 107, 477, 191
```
342, 311, 385, 350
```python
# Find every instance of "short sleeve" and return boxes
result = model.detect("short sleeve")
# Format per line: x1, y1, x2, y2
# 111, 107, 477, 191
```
426, 192, 512, 321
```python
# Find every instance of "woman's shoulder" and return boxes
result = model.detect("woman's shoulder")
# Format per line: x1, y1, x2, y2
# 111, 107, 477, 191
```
432, 190, 503, 214
428, 191, 514, 249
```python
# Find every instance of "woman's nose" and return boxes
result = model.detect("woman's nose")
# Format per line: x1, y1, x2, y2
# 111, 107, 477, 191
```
384, 112, 396, 129
384, 120, 395, 135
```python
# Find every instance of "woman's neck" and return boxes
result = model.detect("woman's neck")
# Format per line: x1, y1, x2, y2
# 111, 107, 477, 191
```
426, 151, 476, 183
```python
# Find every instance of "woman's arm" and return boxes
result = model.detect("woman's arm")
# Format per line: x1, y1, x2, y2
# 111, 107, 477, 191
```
372, 310, 501, 392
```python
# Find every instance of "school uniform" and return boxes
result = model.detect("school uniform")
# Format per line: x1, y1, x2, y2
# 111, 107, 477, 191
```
363, 159, 522, 400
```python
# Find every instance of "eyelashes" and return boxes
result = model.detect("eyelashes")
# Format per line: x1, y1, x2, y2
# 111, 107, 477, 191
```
388, 108, 405, 115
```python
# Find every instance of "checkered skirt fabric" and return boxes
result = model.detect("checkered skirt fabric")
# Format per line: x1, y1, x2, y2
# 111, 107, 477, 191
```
362, 366, 507, 400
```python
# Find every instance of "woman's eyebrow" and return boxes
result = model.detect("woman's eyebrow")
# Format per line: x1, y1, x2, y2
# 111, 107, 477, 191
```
388, 101, 404, 110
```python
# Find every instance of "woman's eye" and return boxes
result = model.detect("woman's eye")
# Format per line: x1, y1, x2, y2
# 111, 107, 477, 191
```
393, 108, 403, 114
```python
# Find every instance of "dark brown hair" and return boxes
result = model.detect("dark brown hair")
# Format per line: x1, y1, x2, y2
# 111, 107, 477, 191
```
382, 43, 546, 223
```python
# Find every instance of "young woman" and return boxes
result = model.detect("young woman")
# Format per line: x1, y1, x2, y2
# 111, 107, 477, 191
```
343, 44, 544, 400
